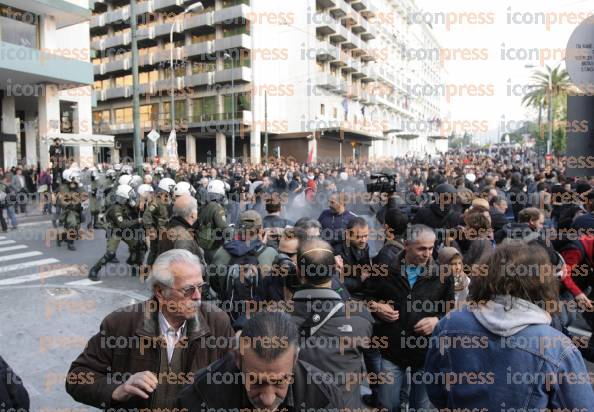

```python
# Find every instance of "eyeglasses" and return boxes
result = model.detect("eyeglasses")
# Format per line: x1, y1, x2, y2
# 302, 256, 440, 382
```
166, 282, 209, 298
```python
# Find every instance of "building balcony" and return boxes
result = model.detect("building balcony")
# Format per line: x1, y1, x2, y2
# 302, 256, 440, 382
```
185, 41, 215, 57
316, 0, 337, 8
185, 71, 215, 88
329, 0, 350, 18
314, 12, 336, 36
213, 33, 251, 53
316, 72, 340, 90
359, 89, 369, 103
91, 30, 131, 50
329, 23, 348, 43
213, 4, 251, 25
214, 66, 252, 84
343, 30, 363, 50
337, 80, 349, 95
187, 110, 252, 129
315, 41, 340, 61
0, 41, 92, 88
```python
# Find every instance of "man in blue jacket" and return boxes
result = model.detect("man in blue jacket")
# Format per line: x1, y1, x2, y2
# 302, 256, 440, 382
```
318, 192, 358, 247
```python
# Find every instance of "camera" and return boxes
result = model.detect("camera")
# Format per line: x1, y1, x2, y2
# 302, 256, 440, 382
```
366, 173, 399, 194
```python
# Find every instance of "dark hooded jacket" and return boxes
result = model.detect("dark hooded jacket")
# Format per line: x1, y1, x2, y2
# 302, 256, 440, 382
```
411, 202, 461, 230
366, 250, 455, 368
177, 352, 350, 410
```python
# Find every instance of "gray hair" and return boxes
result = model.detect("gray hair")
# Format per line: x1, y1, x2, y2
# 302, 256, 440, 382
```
407, 224, 436, 243
148, 249, 204, 294
172, 196, 197, 220
241, 312, 299, 361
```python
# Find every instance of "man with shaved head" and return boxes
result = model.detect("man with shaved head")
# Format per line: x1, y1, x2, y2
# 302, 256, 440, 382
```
288, 238, 372, 408
158, 194, 206, 266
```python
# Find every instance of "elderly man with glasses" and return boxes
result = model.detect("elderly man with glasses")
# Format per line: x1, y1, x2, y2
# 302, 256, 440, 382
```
65, 249, 234, 410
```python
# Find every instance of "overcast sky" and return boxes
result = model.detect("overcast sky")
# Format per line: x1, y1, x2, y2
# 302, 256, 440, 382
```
414, 0, 593, 142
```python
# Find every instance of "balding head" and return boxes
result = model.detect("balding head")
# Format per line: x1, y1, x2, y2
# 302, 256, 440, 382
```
297, 239, 336, 286
173, 194, 198, 225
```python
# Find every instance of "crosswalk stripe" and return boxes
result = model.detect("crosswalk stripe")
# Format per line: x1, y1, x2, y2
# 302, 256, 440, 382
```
0, 266, 80, 286
0, 240, 16, 246
0, 258, 59, 275
0, 245, 27, 253
65, 279, 102, 286
0, 251, 42, 262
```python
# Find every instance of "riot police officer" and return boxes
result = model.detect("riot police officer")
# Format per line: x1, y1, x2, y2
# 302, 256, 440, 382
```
88, 184, 146, 281
196, 179, 229, 263
57, 168, 83, 251
143, 177, 175, 266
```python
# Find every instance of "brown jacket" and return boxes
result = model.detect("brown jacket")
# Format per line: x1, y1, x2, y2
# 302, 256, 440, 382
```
65, 298, 234, 409
158, 216, 206, 266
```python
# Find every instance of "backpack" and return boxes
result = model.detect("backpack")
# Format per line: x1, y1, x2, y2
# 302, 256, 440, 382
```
223, 244, 267, 329
295, 298, 345, 338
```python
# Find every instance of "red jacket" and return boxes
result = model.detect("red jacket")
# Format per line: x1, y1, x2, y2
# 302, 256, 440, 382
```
560, 237, 594, 296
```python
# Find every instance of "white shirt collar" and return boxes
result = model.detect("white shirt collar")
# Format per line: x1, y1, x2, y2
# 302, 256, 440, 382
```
158, 311, 186, 339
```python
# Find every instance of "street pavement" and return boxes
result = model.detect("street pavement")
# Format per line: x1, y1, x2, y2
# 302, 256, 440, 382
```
0, 209, 151, 410
1, 208, 593, 409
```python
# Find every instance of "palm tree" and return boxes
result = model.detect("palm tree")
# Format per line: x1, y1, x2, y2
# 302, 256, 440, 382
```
521, 65, 574, 151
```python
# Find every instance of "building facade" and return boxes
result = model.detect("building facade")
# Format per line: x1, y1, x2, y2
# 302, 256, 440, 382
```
0, 0, 113, 170
90, 0, 445, 165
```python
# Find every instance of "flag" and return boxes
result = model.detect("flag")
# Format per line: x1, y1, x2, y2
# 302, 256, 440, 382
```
308, 144, 314, 163
166, 129, 179, 170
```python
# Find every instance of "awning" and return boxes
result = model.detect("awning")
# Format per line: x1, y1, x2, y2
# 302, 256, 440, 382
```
44, 133, 115, 147
394, 133, 419, 140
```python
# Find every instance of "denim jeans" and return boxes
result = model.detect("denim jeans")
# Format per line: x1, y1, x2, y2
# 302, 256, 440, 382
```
363, 348, 382, 397
379, 358, 433, 412
6, 206, 17, 228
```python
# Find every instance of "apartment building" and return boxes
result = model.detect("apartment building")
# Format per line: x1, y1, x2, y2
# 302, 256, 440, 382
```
0, 0, 113, 169
90, 0, 445, 165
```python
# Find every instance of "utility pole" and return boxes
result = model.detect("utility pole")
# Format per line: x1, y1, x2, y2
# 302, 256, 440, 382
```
131, 0, 142, 174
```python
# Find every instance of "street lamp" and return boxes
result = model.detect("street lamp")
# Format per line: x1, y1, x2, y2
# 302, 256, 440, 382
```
224, 52, 235, 163
169, 2, 204, 137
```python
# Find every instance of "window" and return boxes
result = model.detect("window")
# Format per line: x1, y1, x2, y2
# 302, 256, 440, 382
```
115, 107, 133, 124
163, 101, 186, 121
223, 51, 251, 69
223, 21, 249, 38
115, 74, 132, 87
316, 62, 325, 73
60, 101, 77, 133
140, 104, 157, 123
191, 32, 215, 43
192, 61, 216, 74
192, 96, 217, 120
223, 92, 251, 117
0, 4, 38, 48
93, 110, 111, 131
139, 70, 158, 84
333, 107, 337, 119
320, 104, 325, 116
223, 0, 250, 7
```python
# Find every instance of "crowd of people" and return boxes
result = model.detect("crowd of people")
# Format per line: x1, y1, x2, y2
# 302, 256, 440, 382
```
4, 144, 594, 411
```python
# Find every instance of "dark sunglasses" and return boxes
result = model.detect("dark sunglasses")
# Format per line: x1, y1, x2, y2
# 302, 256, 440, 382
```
166, 282, 209, 298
